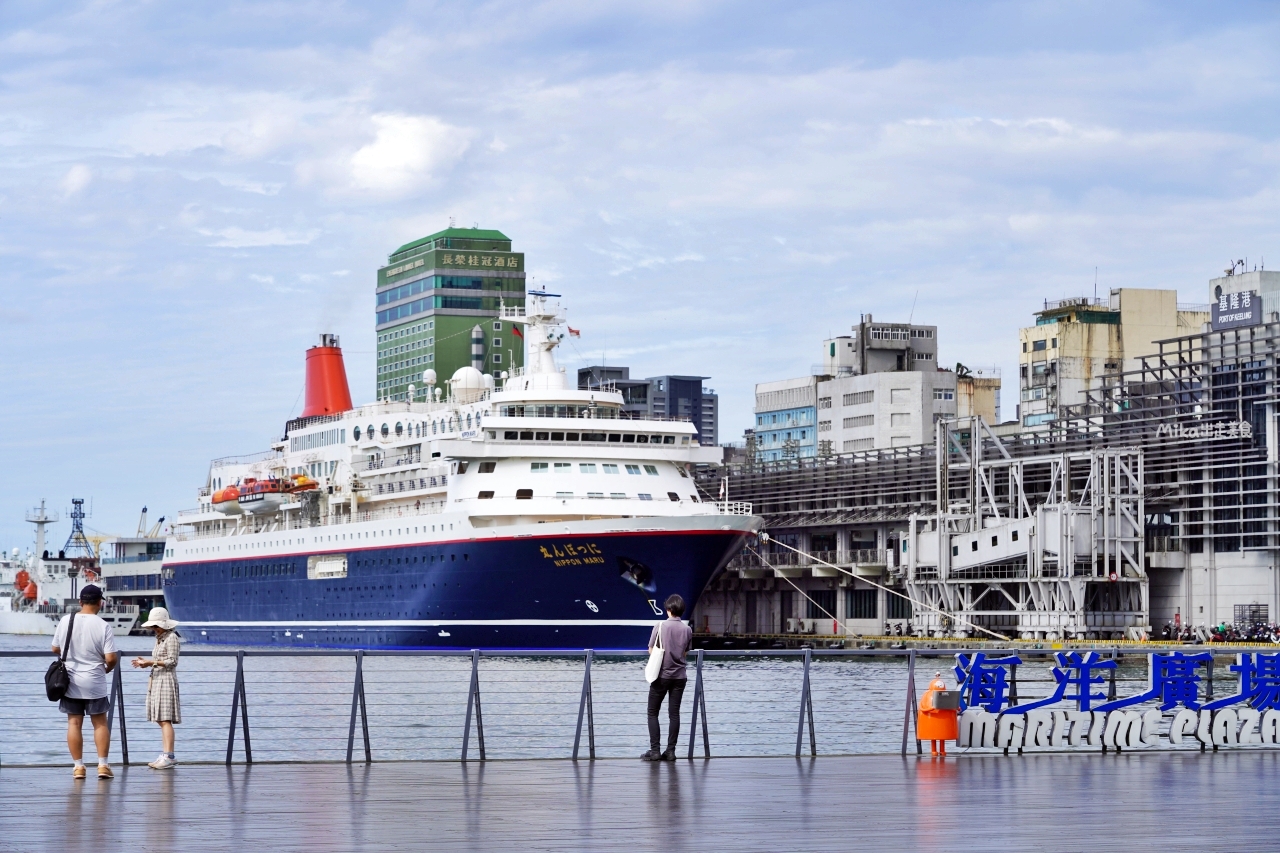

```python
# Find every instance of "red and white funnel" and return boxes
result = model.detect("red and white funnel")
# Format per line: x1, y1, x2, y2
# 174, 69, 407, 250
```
301, 333, 353, 417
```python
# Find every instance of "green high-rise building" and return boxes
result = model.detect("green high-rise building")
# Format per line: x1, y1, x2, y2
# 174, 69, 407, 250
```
375, 226, 526, 400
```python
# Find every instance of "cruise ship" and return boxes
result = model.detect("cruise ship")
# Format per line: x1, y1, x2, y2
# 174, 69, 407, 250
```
164, 294, 759, 649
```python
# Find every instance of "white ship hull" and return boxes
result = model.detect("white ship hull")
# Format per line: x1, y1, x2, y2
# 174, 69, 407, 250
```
0, 607, 138, 637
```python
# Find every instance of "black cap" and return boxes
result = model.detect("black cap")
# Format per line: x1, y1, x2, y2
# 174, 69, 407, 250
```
79, 584, 103, 604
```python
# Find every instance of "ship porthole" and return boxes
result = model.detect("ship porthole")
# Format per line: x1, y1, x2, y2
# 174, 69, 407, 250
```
381, 423, 389, 437
395, 422, 403, 436
354, 426, 362, 440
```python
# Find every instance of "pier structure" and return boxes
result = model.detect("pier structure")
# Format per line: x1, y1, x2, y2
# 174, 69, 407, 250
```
697, 309, 1280, 640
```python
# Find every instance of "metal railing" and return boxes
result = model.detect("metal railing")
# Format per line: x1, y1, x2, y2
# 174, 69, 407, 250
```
0, 646, 1264, 767
732, 548, 886, 568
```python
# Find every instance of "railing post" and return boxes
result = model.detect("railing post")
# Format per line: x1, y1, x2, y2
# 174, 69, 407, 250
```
686, 649, 709, 759
347, 650, 371, 763
1108, 648, 1118, 702
795, 648, 816, 758
901, 648, 920, 756
226, 650, 252, 765
573, 650, 596, 760
106, 664, 129, 766
462, 649, 485, 762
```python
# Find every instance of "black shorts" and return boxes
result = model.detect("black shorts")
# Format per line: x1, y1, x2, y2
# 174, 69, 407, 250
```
60, 695, 110, 716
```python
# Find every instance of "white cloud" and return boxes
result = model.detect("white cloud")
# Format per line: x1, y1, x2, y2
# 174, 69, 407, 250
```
199, 227, 320, 248
60, 164, 91, 196
347, 114, 472, 194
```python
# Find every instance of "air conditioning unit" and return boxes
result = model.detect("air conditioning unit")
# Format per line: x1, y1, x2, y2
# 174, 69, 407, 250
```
799, 618, 817, 634
785, 617, 801, 633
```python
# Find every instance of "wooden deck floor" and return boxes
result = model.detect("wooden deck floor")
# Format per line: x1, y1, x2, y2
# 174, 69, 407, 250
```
3, 752, 1278, 852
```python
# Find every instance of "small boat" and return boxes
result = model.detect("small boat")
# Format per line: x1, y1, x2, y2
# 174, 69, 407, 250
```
212, 485, 242, 515
237, 478, 288, 515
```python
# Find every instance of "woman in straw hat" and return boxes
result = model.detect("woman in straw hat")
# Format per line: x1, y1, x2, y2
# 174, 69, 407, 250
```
131, 607, 181, 769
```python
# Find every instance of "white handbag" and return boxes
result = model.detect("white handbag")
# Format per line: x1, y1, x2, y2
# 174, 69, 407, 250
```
645, 624, 664, 683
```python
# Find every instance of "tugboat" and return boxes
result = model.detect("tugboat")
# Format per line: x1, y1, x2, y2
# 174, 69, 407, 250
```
164, 294, 759, 649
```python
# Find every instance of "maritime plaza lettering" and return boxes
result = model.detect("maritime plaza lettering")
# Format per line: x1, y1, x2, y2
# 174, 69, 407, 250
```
950, 651, 1280, 750
1211, 289, 1261, 331
1154, 420, 1253, 441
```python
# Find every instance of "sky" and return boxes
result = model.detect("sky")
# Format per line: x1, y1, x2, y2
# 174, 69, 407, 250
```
2, 0, 1278, 549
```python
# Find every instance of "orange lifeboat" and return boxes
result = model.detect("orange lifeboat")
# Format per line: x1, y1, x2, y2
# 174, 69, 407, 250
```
23, 581, 37, 601
212, 484, 243, 515
287, 474, 319, 493
14, 569, 29, 590
238, 478, 288, 515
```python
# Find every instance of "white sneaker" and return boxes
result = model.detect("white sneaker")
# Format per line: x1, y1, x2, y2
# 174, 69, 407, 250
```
149, 755, 176, 769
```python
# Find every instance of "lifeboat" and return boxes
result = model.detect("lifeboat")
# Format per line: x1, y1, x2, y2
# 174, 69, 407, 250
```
287, 474, 319, 493
212, 485, 243, 515
14, 569, 29, 591
23, 581, 37, 601
237, 478, 288, 515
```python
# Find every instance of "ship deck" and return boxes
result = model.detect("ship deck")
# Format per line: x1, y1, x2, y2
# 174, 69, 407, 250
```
5, 752, 1278, 851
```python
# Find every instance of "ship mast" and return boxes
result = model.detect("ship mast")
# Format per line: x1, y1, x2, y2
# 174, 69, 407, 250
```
25, 499, 57, 559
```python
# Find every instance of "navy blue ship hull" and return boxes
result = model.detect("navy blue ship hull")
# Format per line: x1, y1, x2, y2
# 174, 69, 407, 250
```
165, 526, 752, 650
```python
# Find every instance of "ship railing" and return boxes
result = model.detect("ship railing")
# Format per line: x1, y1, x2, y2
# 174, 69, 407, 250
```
0, 645, 1196, 766
170, 501, 449, 540
211, 449, 284, 467
99, 554, 164, 565
731, 548, 886, 569
717, 502, 754, 516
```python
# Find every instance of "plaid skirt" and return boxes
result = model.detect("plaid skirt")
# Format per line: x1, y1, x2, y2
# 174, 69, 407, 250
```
146, 670, 181, 723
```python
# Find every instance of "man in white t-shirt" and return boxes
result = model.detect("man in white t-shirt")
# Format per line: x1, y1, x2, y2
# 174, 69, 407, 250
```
51, 585, 119, 780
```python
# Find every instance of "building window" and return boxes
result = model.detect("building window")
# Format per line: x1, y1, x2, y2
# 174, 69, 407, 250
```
1051, 337, 1058, 348
847, 589, 877, 619
1032, 339, 1047, 351
493, 321, 502, 331
531, 463, 548, 473
492, 338, 502, 347
843, 438, 873, 451
933, 389, 954, 401
843, 415, 874, 429
492, 353, 502, 363
843, 391, 873, 406
886, 593, 912, 619
890, 413, 910, 427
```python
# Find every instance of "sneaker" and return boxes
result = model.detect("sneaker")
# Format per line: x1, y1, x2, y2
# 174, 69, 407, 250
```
640, 749, 662, 761
97, 765, 113, 779
73, 766, 87, 780
660, 749, 677, 761
150, 755, 176, 770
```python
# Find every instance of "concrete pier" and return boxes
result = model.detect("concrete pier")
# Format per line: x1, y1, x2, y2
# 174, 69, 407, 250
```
4, 752, 1279, 851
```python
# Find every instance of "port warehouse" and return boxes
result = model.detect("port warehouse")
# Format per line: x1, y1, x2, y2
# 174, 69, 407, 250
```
694, 318, 1279, 641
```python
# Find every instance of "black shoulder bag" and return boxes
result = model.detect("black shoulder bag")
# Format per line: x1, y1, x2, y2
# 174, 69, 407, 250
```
45, 612, 76, 701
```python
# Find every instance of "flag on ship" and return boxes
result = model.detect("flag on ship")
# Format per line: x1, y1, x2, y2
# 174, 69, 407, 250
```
512, 325, 524, 339
568, 326, 581, 337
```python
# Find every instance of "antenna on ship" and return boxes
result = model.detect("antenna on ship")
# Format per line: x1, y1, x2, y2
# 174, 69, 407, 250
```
63, 498, 95, 560
25, 499, 58, 561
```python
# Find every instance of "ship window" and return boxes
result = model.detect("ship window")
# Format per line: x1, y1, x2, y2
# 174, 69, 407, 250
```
622, 434, 635, 443
555, 463, 571, 472
644, 465, 658, 475
602, 464, 619, 474
535, 431, 549, 441
354, 427, 362, 440
677, 467, 688, 478
566, 432, 580, 441
668, 492, 680, 502
635, 435, 648, 443
367, 424, 374, 437
611, 493, 626, 499
479, 462, 496, 473
583, 433, 606, 442
395, 422, 403, 436
639, 493, 653, 501
1012, 530, 1019, 542
689, 495, 698, 502
381, 424, 389, 437
478, 491, 494, 499
551, 432, 564, 441
625, 465, 641, 475
531, 463, 548, 473
520, 431, 534, 440
580, 464, 597, 473
516, 489, 533, 500
557, 491, 573, 499
504, 431, 518, 440
607, 434, 621, 443
663, 436, 675, 444
588, 492, 604, 499
649, 435, 661, 444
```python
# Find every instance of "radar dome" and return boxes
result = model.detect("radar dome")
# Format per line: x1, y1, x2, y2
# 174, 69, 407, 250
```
449, 366, 487, 403
422, 369, 437, 386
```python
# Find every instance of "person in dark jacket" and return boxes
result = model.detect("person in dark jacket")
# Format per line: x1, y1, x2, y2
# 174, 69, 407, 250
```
643, 594, 693, 761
